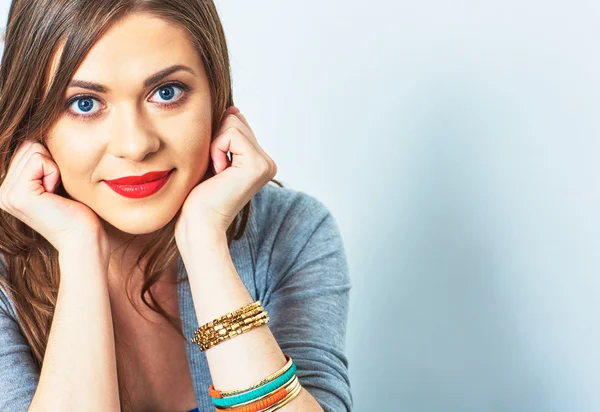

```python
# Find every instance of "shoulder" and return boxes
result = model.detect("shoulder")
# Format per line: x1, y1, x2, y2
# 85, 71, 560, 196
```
247, 183, 347, 283
249, 182, 337, 248
251, 182, 328, 215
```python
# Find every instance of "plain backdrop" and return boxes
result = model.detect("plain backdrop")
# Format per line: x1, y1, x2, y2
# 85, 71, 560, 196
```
2, 1, 600, 411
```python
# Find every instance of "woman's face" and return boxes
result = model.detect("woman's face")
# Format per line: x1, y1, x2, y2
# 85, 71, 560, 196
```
45, 12, 212, 236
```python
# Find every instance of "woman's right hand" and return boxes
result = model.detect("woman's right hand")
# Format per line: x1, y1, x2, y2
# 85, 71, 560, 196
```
0, 140, 108, 253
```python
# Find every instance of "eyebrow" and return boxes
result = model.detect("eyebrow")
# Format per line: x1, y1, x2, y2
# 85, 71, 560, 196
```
67, 64, 197, 93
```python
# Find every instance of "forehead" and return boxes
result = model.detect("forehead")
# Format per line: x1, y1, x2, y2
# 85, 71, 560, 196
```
45, 12, 201, 95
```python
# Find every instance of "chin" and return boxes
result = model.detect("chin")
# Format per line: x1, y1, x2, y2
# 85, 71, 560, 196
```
98, 204, 180, 235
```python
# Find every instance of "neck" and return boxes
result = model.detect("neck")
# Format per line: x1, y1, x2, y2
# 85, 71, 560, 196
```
101, 220, 179, 292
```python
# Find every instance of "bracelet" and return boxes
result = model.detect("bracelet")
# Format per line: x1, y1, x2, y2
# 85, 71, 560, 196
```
191, 301, 265, 343
214, 375, 298, 411
196, 301, 304, 411
209, 353, 294, 398
256, 379, 303, 412
194, 312, 269, 352
191, 301, 269, 351
211, 362, 297, 408
215, 376, 302, 412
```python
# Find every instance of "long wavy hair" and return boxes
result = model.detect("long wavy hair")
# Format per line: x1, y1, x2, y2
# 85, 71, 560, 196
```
0, 0, 282, 409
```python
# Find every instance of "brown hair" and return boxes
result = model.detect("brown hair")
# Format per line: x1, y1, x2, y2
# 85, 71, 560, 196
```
0, 0, 282, 409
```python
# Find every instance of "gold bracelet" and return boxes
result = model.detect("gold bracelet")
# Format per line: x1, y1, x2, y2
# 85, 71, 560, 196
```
193, 308, 266, 341
193, 301, 263, 338
215, 353, 294, 398
191, 301, 270, 351
216, 375, 299, 410
198, 315, 270, 351
197, 301, 263, 333
192, 310, 268, 347
192, 314, 269, 351
259, 379, 303, 412
191, 301, 262, 340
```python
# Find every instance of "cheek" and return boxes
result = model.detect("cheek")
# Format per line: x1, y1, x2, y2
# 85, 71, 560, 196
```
45, 126, 104, 186
179, 131, 212, 186
164, 110, 212, 168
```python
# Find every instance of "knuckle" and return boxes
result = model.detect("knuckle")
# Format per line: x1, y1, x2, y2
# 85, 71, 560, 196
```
29, 150, 44, 160
17, 140, 35, 152
223, 126, 242, 138
25, 151, 45, 167
15, 140, 36, 158
224, 113, 241, 125
23, 143, 48, 160
213, 126, 237, 143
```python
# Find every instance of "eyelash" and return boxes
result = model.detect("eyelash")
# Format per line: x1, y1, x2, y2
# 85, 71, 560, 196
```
63, 81, 192, 122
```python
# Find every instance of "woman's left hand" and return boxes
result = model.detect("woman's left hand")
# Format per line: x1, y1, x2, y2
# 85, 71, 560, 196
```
174, 106, 277, 245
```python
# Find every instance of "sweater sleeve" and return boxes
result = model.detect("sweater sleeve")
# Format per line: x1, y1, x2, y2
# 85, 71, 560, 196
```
0, 280, 40, 411
257, 187, 353, 412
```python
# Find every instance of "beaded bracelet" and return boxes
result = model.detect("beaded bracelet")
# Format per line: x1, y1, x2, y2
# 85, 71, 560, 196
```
191, 301, 270, 351
191, 301, 265, 345
194, 301, 304, 411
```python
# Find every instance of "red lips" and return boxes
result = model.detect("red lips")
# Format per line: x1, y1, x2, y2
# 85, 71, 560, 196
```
104, 170, 172, 185
103, 169, 174, 199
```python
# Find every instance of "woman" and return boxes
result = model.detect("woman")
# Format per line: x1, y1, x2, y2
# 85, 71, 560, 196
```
0, 0, 352, 411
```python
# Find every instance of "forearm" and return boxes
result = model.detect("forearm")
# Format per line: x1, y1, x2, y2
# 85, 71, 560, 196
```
180, 231, 323, 412
29, 238, 119, 411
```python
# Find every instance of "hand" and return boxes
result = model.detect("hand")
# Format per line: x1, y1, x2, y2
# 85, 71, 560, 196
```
0, 140, 108, 252
174, 106, 277, 244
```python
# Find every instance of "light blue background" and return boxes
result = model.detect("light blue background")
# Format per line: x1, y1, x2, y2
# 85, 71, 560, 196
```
2, 1, 599, 410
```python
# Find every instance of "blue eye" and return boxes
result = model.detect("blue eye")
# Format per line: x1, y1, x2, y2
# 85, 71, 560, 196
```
152, 85, 183, 103
63, 81, 190, 121
70, 97, 100, 115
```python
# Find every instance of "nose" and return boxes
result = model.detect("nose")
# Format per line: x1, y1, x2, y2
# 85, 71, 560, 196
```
107, 106, 161, 162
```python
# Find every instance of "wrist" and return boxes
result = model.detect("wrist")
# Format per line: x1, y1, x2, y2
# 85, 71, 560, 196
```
57, 234, 110, 268
57, 226, 110, 256
177, 229, 233, 279
57, 249, 110, 289
176, 225, 227, 255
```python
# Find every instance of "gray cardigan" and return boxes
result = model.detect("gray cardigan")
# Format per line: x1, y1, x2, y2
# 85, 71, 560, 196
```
0, 183, 353, 411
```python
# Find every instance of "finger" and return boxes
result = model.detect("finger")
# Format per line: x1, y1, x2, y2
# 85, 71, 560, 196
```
226, 108, 262, 151
232, 112, 262, 150
223, 106, 253, 136
216, 116, 268, 161
210, 130, 233, 174
215, 114, 253, 142
37, 154, 61, 193
9, 140, 37, 175
2, 141, 37, 189
5, 152, 62, 231
214, 108, 275, 174
227, 117, 274, 167
1, 151, 49, 216
233, 111, 251, 132
17, 151, 59, 193
210, 127, 262, 174
216, 106, 238, 129
12, 142, 52, 182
